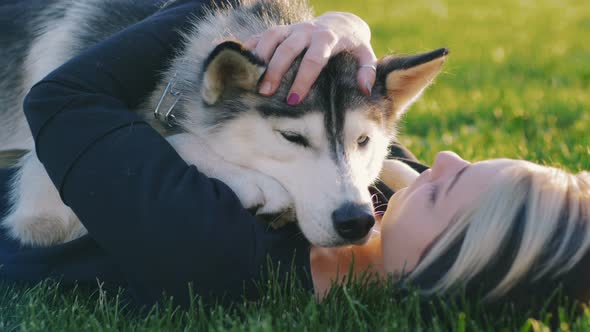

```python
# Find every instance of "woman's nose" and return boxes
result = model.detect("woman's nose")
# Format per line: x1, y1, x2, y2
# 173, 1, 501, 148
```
431, 151, 470, 178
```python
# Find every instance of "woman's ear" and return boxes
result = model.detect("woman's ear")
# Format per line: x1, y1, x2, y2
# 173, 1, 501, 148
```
201, 41, 267, 105
376, 48, 449, 120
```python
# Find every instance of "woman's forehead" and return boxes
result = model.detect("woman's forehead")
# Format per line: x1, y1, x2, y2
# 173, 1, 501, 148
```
440, 159, 527, 217
463, 158, 529, 181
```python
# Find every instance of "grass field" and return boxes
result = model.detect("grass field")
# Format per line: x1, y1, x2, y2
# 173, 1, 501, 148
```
1, 0, 590, 330
314, 0, 590, 170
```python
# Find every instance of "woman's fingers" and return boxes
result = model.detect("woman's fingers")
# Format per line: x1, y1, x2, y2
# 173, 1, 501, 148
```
354, 45, 378, 96
243, 34, 260, 50
258, 31, 310, 96
285, 29, 337, 104
253, 25, 290, 63
242, 12, 377, 105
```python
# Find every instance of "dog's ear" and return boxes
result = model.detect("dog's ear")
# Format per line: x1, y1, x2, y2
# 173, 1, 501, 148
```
201, 41, 266, 105
376, 48, 448, 119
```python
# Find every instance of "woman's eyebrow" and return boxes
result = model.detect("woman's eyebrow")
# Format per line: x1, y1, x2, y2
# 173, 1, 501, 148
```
445, 166, 469, 196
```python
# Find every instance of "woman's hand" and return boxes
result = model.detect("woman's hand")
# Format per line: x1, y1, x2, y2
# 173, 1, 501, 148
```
244, 12, 377, 105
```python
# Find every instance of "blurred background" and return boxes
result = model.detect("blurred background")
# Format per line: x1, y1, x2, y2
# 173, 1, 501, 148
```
312, 0, 590, 169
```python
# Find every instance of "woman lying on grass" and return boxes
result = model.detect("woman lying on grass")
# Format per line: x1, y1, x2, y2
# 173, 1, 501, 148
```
313, 151, 590, 307
1, 0, 587, 311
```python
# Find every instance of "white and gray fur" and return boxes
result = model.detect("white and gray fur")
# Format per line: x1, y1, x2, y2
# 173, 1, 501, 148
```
0, 0, 447, 247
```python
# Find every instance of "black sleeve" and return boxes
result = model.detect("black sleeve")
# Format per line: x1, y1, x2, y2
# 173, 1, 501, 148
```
23, 0, 311, 307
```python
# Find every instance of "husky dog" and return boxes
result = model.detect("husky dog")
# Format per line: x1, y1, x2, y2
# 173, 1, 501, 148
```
0, 0, 446, 247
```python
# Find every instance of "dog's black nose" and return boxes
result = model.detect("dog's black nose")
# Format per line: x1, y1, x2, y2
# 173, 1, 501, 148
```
332, 203, 375, 241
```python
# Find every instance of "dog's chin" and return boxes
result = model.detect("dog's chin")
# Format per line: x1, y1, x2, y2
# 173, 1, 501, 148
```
333, 235, 372, 247
308, 229, 375, 247
352, 233, 372, 246
254, 210, 374, 247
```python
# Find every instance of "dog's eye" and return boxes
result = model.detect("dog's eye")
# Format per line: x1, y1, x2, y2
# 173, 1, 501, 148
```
279, 131, 310, 148
357, 135, 370, 147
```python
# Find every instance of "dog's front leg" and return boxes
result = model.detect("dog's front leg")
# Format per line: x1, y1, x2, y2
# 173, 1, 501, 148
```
166, 133, 293, 215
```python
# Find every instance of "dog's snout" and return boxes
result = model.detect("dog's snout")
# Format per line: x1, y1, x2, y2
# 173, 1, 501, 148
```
332, 203, 375, 241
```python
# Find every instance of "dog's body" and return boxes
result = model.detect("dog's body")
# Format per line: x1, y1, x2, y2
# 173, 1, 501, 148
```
0, 0, 444, 247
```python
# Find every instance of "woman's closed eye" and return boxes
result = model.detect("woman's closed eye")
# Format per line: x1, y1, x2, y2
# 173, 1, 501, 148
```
427, 165, 469, 207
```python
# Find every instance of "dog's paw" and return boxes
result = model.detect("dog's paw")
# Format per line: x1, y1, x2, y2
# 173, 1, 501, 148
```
253, 174, 293, 215
224, 170, 293, 215
3, 211, 87, 247
166, 133, 293, 215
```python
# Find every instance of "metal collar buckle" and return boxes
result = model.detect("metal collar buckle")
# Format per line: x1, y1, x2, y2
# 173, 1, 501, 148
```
154, 76, 182, 127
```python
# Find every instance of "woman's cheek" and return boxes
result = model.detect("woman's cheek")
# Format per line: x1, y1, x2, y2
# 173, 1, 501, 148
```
379, 188, 412, 260
380, 200, 412, 275
380, 188, 432, 275
380, 189, 405, 227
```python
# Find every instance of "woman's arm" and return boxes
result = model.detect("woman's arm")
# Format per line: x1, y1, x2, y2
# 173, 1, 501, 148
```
24, 0, 311, 307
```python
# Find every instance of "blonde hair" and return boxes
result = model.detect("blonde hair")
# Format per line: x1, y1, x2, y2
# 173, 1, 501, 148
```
408, 163, 590, 301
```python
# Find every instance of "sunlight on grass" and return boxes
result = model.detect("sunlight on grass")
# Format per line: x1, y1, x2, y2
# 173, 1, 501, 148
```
313, 0, 590, 168
0, 0, 589, 330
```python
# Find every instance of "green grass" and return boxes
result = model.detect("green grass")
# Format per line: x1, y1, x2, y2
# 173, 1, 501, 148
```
3, 274, 590, 331
314, 0, 590, 169
1, 0, 590, 330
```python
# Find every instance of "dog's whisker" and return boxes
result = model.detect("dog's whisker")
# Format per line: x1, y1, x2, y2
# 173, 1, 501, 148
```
371, 185, 386, 198
373, 203, 389, 210
269, 209, 290, 225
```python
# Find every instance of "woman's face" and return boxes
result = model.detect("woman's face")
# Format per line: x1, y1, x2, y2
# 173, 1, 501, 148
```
380, 151, 531, 276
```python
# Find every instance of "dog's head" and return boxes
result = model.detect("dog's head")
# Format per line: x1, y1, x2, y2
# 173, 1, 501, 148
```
187, 41, 447, 247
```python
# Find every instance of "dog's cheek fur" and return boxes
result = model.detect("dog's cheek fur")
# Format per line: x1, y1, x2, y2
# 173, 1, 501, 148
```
274, 155, 354, 246
341, 111, 391, 193
202, 112, 287, 167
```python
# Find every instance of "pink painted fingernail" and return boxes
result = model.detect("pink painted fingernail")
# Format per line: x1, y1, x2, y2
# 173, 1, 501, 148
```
259, 81, 272, 95
287, 93, 300, 105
